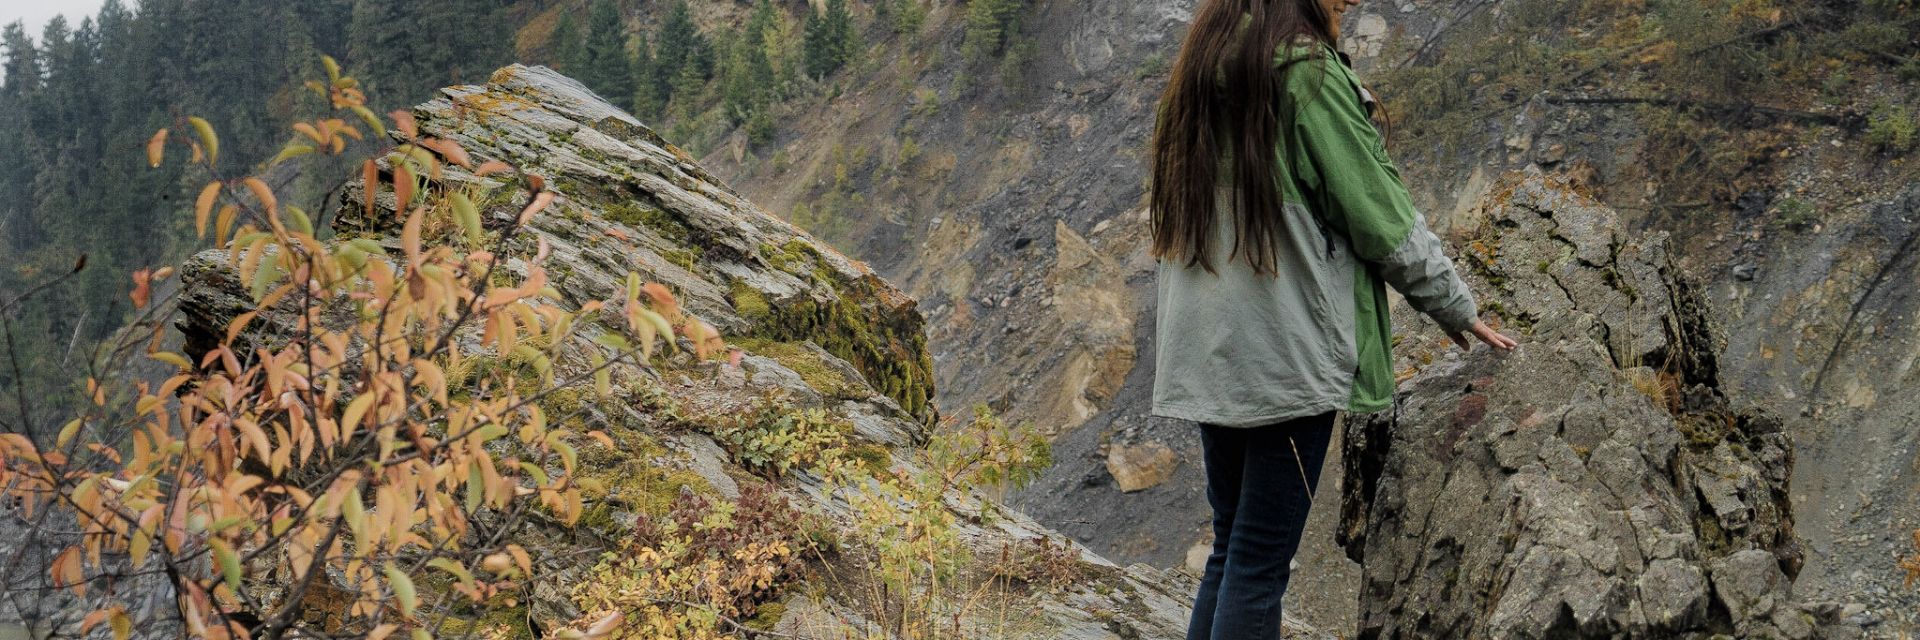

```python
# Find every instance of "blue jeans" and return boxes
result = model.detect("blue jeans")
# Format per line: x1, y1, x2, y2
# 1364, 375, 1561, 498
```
1186, 411, 1336, 640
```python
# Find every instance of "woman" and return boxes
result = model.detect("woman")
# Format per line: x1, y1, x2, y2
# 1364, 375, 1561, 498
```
1148, 0, 1518, 637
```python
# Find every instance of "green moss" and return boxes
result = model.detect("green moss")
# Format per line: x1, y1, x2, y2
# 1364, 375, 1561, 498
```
846, 443, 893, 475
729, 337, 861, 399
729, 281, 773, 322
662, 248, 700, 272
745, 601, 788, 630
574, 428, 716, 527
604, 202, 692, 244
439, 605, 533, 640
541, 386, 592, 423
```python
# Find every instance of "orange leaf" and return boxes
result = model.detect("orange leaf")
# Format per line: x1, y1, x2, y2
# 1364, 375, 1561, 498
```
50, 546, 82, 590
393, 165, 415, 213
194, 182, 221, 238
474, 160, 511, 176
402, 206, 424, 267
241, 177, 278, 217
214, 205, 238, 247
390, 109, 417, 140
361, 159, 379, 218
419, 137, 472, 168
292, 122, 325, 144
642, 282, 679, 317
129, 269, 152, 309
517, 191, 554, 225
145, 129, 167, 168
507, 544, 532, 577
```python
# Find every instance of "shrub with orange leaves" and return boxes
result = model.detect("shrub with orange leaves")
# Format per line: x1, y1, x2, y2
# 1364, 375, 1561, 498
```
0, 56, 724, 639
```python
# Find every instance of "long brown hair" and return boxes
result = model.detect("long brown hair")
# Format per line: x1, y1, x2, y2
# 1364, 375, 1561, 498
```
1149, 0, 1337, 276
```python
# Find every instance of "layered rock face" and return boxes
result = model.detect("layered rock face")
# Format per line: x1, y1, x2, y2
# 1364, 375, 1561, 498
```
171, 64, 1337, 639
1337, 173, 1822, 639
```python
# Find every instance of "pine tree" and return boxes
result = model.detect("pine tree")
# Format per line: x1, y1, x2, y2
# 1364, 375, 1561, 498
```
630, 32, 662, 119
580, 0, 632, 107
895, 0, 928, 35
801, 0, 857, 80
875, 0, 897, 35
2, 22, 43, 96
553, 13, 586, 73
654, 0, 708, 105
963, 0, 1027, 65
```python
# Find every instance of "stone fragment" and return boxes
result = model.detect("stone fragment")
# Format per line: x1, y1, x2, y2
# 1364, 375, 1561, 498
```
1106, 442, 1180, 493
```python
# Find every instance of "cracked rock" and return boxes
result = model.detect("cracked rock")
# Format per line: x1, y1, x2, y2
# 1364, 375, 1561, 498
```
1337, 172, 1820, 639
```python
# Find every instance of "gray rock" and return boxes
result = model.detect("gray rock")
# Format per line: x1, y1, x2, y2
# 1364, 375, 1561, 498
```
1338, 173, 1818, 639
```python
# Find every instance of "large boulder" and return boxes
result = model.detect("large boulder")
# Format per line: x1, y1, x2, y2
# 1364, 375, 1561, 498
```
1337, 173, 1825, 639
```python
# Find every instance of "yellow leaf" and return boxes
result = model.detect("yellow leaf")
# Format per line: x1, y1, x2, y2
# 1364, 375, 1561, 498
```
271, 143, 315, 166
109, 609, 131, 640
592, 353, 610, 398
145, 128, 167, 168
340, 394, 376, 441
367, 625, 399, 640
350, 105, 387, 138
151, 351, 192, 371
322, 55, 341, 83
287, 205, 314, 236
194, 182, 221, 238
427, 558, 476, 591
55, 418, 82, 449
450, 192, 482, 244
129, 528, 150, 567
211, 538, 241, 593
384, 563, 418, 618
187, 116, 218, 166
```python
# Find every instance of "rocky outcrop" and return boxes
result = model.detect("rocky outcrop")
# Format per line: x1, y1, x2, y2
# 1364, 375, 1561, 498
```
170, 64, 1335, 639
1336, 173, 1825, 639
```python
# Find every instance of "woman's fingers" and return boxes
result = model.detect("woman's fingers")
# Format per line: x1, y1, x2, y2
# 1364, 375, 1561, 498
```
1472, 322, 1518, 351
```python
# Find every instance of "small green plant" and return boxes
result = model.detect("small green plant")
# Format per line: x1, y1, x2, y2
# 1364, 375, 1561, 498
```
1135, 52, 1170, 79
1866, 99, 1918, 153
823, 406, 1054, 639
568, 483, 814, 639
711, 403, 852, 477
1773, 197, 1819, 230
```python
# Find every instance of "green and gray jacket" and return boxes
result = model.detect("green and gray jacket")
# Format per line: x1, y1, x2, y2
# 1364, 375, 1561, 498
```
1151, 40, 1479, 428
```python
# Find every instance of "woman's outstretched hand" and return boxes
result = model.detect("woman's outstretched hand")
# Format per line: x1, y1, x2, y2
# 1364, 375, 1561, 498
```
1448, 320, 1518, 352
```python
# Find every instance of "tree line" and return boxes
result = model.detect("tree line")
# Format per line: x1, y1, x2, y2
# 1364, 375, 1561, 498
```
0, 0, 1036, 421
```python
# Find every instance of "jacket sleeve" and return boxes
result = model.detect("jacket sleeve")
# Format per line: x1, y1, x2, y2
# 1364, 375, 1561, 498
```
1281, 51, 1480, 334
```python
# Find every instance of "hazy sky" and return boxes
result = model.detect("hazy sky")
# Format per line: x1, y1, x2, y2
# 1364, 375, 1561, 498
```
2, 0, 110, 37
